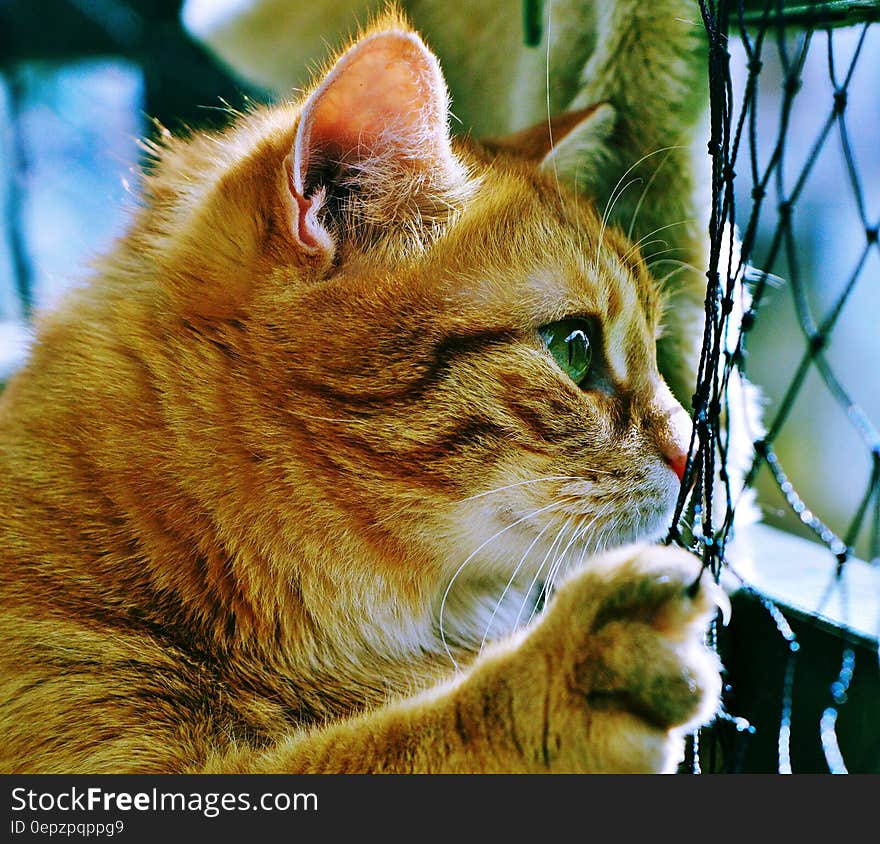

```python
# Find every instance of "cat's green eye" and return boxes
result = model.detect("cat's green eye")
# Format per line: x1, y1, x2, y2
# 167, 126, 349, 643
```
539, 319, 593, 386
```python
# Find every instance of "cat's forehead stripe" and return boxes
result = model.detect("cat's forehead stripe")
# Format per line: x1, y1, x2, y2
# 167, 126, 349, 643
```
603, 277, 623, 323
580, 238, 659, 385
604, 283, 639, 383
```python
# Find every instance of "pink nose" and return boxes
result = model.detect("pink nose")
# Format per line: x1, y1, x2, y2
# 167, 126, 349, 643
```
664, 446, 689, 483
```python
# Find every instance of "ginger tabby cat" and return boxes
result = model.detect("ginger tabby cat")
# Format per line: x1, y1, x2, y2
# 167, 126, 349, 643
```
0, 13, 725, 773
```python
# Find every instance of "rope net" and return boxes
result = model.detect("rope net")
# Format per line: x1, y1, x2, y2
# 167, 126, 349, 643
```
680, 0, 880, 772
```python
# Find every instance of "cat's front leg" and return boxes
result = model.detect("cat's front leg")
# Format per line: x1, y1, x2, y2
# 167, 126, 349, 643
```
204, 544, 723, 774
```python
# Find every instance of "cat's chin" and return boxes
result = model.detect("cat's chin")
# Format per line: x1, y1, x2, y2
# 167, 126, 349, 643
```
433, 497, 679, 643
436, 490, 678, 586
604, 509, 677, 547
434, 511, 680, 653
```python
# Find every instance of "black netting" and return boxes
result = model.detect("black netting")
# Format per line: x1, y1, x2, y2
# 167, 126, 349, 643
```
680, 0, 879, 772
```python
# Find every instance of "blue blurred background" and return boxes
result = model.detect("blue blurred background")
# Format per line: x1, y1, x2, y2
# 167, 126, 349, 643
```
0, 0, 264, 376
728, 22, 880, 561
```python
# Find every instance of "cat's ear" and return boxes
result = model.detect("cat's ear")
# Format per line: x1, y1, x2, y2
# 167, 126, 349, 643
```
483, 103, 617, 191
283, 24, 466, 264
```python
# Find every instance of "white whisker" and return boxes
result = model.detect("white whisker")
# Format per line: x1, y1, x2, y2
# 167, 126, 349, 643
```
574, 516, 595, 568
649, 257, 703, 275
513, 514, 575, 630
478, 516, 556, 654
595, 177, 641, 274
457, 473, 609, 503
642, 245, 688, 263
626, 146, 680, 240
619, 218, 696, 266
655, 265, 692, 288
528, 514, 588, 626
595, 145, 686, 274
544, 501, 616, 607
439, 496, 574, 669
544, 0, 561, 201
620, 238, 668, 265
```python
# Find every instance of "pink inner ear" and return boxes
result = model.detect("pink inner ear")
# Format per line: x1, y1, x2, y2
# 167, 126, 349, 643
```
292, 30, 451, 199
311, 42, 439, 149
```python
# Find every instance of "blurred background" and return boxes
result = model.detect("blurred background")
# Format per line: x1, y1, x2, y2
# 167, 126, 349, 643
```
0, 0, 265, 376
0, 0, 878, 562
727, 17, 880, 562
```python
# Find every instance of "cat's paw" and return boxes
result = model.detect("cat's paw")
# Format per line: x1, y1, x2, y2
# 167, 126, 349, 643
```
526, 544, 726, 773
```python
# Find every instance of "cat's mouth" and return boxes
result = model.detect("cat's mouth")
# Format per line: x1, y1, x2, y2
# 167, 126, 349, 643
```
511, 472, 681, 547
479, 491, 674, 573
436, 474, 681, 655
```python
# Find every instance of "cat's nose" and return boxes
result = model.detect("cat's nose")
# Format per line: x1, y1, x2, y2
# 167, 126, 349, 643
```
651, 381, 692, 484
663, 444, 689, 483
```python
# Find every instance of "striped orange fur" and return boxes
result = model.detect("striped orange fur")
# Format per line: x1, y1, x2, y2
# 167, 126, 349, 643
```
0, 11, 723, 773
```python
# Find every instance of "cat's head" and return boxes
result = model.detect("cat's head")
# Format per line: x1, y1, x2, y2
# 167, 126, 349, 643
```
134, 13, 691, 612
